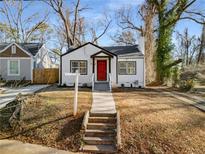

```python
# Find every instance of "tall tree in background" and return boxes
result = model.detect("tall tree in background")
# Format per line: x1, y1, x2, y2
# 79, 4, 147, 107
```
116, 0, 205, 84
0, 0, 51, 43
141, 2, 156, 84
151, 0, 205, 83
197, 23, 205, 64
111, 30, 136, 45
44, 0, 111, 49
114, 2, 156, 84
175, 28, 200, 66
153, 0, 193, 82
44, 0, 79, 48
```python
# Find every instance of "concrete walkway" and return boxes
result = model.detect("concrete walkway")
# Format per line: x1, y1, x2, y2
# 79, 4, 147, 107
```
0, 85, 49, 109
91, 92, 116, 113
164, 91, 205, 112
0, 140, 79, 154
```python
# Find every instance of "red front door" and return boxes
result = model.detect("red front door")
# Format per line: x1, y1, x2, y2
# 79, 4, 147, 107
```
97, 60, 107, 81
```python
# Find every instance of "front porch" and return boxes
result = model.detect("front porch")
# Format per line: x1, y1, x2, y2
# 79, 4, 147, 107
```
90, 50, 117, 92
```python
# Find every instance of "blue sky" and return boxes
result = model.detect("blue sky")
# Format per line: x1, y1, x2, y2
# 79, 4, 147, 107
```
0, 0, 205, 47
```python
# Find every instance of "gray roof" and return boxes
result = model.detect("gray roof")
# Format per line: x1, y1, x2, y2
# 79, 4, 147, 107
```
0, 43, 43, 56
63, 42, 143, 57
103, 45, 143, 56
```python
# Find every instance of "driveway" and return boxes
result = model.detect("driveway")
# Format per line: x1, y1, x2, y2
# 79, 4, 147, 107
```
0, 85, 49, 109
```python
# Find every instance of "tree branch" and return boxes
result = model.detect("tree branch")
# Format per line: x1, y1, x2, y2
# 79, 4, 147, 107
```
92, 20, 111, 43
164, 59, 182, 69
179, 17, 205, 24
72, 0, 80, 45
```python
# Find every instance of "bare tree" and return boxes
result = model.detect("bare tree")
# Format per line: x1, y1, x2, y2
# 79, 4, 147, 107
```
45, 0, 111, 49
175, 28, 200, 66
110, 30, 136, 45
197, 23, 205, 64
114, 2, 157, 85
89, 14, 112, 45
44, 0, 76, 48
114, 0, 205, 84
0, 0, 50, 43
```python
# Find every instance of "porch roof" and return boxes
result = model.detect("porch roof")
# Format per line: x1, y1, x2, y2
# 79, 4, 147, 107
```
90, 50, 115, 58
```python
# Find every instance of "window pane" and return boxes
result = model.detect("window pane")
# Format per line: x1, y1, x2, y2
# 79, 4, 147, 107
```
127, 67, 135, 74
119, 62, 126, 67
80, 61, 86, 67
9, 61, 19, 74
80, 68, 87, 74
71, 61, 87, 75
127, 62, 135, 74
71, 68, 78, 73
72, 61, 78, 67
118, 61, 136, 75
127, 62, 135, 67
119, 68, 126, 75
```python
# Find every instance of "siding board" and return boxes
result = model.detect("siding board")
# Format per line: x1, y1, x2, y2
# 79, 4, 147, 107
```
0, 46, 30, 57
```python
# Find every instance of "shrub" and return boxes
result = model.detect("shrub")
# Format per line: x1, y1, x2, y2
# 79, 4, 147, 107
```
179, 79, 195, 91
171, 67, 179, 87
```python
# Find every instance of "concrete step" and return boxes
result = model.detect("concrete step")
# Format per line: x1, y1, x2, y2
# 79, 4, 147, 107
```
85, 129, 115, 137
87, 123, 116, 130
83, 136, 114, 145
94, 82, 110, 92
90, 112, 116, 117
89, 117, 116, 123
82, 144, 117, 153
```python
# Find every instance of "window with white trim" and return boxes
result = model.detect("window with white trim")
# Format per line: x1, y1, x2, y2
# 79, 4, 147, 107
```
71, 60, 87, 75
11, 45, 16, 54
8, 60, 20, 76
118, 61, 136, 75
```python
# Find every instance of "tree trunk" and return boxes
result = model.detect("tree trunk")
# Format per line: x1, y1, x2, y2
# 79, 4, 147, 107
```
197, 23, 205, 64
156, 16, 173, 83
143, 3, 157, 85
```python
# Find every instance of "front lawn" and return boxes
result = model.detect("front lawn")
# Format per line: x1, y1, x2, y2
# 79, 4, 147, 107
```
113, 88, 205, 154
0, 85, 92, 152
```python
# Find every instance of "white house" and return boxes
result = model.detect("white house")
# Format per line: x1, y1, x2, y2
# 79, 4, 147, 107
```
60, 42, 145, 91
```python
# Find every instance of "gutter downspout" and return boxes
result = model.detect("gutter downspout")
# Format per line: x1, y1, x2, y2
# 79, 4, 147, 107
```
31, 57, 34, 83
60, 55, 62, 85
138, 36, 145, 87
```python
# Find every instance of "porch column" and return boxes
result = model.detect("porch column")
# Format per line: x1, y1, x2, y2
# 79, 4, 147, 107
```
92, 57, 95, 73
109, 57, 111, 73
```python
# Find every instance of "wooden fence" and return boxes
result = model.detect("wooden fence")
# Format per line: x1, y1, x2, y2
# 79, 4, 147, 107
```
33, 68, 59, 84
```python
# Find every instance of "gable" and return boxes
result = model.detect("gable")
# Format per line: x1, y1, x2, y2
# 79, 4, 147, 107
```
90, 50, 114, 58
61, 42, 117, 57
62, 43, 103, 60
0, 44, 31, 57
97, 52, 109, 56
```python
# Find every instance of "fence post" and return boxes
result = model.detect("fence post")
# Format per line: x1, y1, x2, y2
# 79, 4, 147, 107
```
73, 70, 79, 116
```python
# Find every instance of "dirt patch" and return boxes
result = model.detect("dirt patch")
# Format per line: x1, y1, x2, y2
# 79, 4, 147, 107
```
113, 88, 205, 154
0, 86, 92, 152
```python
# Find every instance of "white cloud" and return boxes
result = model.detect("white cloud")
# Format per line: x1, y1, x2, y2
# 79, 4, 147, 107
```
107, 0, 144, 10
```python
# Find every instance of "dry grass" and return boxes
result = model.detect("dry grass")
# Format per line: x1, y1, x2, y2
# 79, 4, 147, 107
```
1, 86, 204, 153
113, 88, 205, 154
0, 85, 92, 152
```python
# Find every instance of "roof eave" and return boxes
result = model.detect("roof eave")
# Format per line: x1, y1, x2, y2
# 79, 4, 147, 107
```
61, 42, 118, 57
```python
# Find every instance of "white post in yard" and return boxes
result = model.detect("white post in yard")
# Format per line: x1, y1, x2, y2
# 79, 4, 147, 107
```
73, 70, 79, 116
65, 70, 79, 116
